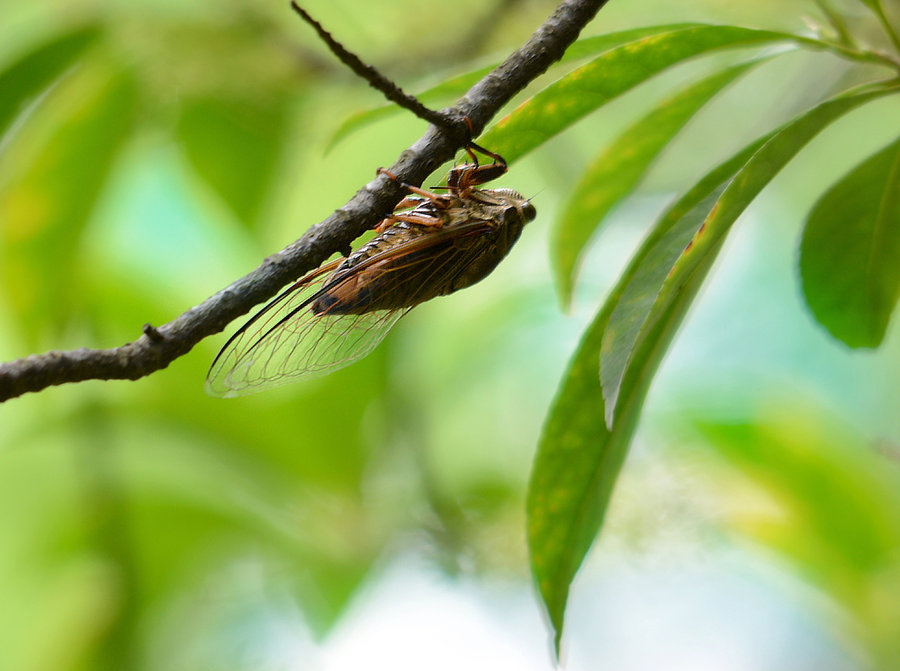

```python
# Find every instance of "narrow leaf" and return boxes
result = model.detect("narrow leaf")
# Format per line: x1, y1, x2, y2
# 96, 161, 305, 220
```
528, 84, 896, 653
799, 137, 900, 347
0, 25, 101, 142
600, 86, 895, 428
176, 94, 292, 228
552, 58, 766, 307
326, 24, 702, 150
479, 25, 793, 163
527, 137, 766, 657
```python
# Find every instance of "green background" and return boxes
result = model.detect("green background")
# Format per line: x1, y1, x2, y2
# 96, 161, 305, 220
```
1, 0, 898, 669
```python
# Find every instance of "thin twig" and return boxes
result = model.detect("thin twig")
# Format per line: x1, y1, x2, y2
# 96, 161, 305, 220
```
0, 0, 611, 403
290, 1, 466, 136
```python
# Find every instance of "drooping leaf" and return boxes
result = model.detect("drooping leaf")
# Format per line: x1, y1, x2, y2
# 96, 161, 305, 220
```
600, 85, 896, 428
552, 58, 767, 307
527, 84, 896, 654
326, 24, 703, 150
527, 136, 765, 657
0, 64, 137, 341
799, 137, 900, 348
0, 24, 101, 141
479, 25, 795, 163
176, 93, 293, 228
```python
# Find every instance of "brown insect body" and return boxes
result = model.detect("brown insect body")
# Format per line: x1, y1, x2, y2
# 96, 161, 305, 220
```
313, 187, 534, 315
207, 145, 535, 396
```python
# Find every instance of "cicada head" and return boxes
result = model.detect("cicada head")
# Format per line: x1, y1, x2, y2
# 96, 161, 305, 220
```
467, 187, 536, 233
489, 188, 537, 225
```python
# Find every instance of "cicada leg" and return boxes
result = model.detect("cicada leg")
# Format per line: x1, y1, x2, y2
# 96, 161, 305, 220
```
373, 168, 452, 232
378, 167, 450, 204
376, 168, 446, 198
374, 210, 444, 233
445, 139, 508, 196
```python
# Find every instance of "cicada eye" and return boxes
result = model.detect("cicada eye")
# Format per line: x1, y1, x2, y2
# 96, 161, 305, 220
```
522, 201, 536, 221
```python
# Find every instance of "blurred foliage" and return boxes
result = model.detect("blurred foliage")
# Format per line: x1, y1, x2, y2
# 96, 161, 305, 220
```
686, 404, 900, 668
1, 0, 900, 670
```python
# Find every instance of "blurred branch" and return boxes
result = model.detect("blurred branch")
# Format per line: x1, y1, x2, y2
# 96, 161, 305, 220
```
383, 0, 530, 76
0, 0, 610, 403
870, 1, 900, 55
457, 0, 528, 57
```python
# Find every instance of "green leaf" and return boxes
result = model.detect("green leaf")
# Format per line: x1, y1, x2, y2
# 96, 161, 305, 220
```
527, 138, 762, 657
479, 25, 794, 163
552, 58, 766, 307
0, 65, 137, 340
600, 85, 896, 428
527, 84, 896, 654
0, 24, 101, 141
799, 137, 900, 348
326, 24, 702, 150
176, 94, 292, 228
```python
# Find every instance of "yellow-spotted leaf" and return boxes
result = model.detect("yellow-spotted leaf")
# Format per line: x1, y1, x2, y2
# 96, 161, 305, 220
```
552, 58, 768, 307
600, 86, 896, 429
480, 25, 793, 163
528, 84, 897, 654
527, 136, 765, 657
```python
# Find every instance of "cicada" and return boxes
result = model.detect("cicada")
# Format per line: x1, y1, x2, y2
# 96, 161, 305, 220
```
206, 143, 535, 396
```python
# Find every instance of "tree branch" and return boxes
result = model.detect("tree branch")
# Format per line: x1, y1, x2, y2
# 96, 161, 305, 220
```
0, 0, 610, 403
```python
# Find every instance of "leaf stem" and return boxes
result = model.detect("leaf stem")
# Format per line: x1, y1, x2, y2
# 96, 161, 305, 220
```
813, 0, 856, 48
796, 32, 900, 71
870, 1, 900, 56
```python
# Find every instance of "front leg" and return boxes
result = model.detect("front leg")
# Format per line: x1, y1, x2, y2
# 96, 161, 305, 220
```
378, 167, 454, 208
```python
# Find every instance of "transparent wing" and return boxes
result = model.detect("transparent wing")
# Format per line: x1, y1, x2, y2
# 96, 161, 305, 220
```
206, 219, 495, 397
205, 264, 403, 397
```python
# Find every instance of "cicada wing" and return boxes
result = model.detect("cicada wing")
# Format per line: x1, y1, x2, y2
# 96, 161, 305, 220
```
206, 260, 403, 397
206, 302, 403, 397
